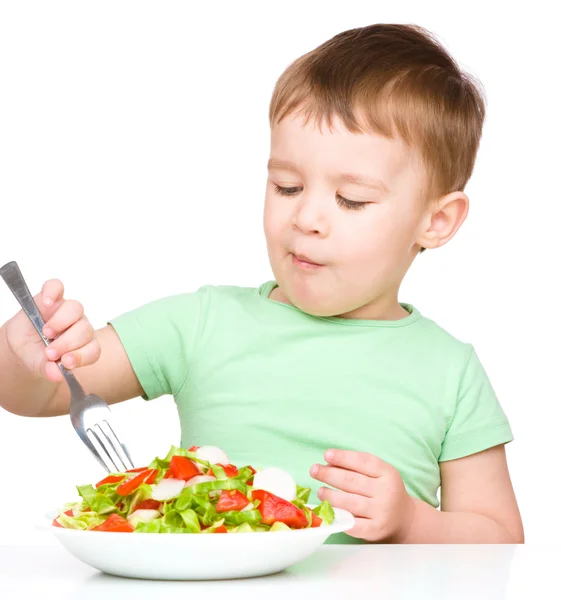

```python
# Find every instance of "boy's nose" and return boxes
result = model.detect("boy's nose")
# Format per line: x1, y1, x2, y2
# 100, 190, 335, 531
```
291, 194, 330, 237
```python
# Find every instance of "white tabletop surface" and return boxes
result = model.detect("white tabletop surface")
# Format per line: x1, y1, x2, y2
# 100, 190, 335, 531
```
1, 537, 558, 599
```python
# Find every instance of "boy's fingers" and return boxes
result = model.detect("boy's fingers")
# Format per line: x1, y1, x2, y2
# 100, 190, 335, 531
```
45, 318, 94, 359
41, 279, 64, 306
43, 359, 63, 382
30, 279, 65, 322
310, 464, 373, 497
324, 449, 388, 478
43, 299, 84, 338
340, 517, 374, 540
59, 338, 101, 370
317, 487, 373, 519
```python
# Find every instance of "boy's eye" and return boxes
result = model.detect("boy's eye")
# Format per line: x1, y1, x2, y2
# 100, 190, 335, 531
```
274, 184, 302, 196
336, 195, 367, 211
273, 184, 367, 211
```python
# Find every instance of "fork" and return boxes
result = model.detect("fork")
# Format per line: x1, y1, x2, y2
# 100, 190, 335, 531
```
0, 261, 135, 474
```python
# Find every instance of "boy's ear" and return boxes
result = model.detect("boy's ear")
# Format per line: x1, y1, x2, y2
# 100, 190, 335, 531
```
417, 191, 469, 250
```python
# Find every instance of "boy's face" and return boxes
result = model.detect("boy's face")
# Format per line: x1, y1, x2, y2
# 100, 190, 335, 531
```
264, 113, 430, 319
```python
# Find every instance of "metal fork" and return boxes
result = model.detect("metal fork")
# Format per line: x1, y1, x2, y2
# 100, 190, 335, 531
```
0, 261, 135, 474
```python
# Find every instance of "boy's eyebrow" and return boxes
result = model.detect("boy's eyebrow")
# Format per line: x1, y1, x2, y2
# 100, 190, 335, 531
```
339, 173, 390, 194
267, 158, 390, 194
267, 158, 300, 172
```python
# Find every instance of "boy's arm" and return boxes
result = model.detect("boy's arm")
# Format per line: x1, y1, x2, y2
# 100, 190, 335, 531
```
402, 444, 524, 543
0, 324, 143, 417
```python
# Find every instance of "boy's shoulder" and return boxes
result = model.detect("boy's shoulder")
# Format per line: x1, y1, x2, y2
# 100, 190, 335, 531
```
413, 310, 474, 364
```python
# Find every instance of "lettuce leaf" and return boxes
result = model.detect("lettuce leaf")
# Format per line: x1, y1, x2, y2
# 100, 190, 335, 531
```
220, 509, 262, 526
313, 500, 335, 525
76, 484, 117, 514
296, 486, 311, 503
57, 510, 105, 530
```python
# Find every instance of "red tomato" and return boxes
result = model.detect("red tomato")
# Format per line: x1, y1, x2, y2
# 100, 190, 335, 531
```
116, 469, 158, 496
213, 525, 228, 533
216, 490, 250, 513
92, 513, 134, 532
188, 445, 200, 452
133, 499, 162, 512
217, 463, 239, 478
168, 455, 200, 482
311, 513, 323, 528
126, 467, 149, 473
52, 509, 73, 527
95, 474, 126, 488
247, 466, 257, 485
252, 490, 308, 529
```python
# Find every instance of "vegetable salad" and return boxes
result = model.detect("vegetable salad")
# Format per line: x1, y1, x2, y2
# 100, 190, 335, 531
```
53, 445, 335, 533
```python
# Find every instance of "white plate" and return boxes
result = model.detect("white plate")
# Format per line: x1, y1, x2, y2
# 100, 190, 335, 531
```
37, 506, 355, 580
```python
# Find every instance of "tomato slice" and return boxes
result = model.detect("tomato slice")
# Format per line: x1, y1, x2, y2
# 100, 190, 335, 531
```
126, 467, 149, 473
52, 509, 73, 527
213, 525, 228, 533
168, 455, 200, 482
247, 465, 257, 485
188, 445, 200, 452
116, 469, 158, 496
95, 474, 126, 488
252, 490, 308, 529
133, 499, 162, 512
311, 512, 323, 528
217, 463, 239, 478
92, 513, 134, 532
216, 489, 250, 513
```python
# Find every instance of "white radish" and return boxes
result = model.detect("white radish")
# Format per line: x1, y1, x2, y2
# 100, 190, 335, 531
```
151, 478, 186, 501
185, 474, 216, 487
252, 467, 297, 502
196, 446, 229, 466
127, 509, 160, 527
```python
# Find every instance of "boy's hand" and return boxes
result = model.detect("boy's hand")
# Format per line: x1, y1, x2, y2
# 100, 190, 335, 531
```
310, 449, 415, 542
5, 278, 100, 383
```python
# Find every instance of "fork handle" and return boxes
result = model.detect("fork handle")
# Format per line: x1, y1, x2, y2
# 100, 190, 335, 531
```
0, 261, 87, 400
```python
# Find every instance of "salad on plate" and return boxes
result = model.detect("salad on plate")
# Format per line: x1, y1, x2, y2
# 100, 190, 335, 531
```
52, 444, 335, 534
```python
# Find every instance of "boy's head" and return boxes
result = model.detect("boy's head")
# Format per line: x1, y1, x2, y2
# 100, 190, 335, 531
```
263, 24, 486, 319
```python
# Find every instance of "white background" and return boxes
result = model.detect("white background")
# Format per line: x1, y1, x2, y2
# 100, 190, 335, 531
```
0, 1, 559, 546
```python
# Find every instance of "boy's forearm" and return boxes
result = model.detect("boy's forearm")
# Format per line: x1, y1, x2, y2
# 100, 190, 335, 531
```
0, 323, 58, 417
399, 498, 522, 544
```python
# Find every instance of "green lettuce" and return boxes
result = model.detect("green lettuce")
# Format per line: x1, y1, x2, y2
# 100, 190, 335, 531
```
313, 500, 335, 525
220, 509, 262, 526
57, 510, 105, 530
77, 484, 117, 514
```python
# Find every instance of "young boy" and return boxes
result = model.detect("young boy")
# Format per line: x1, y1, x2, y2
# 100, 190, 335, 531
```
0, 23, 523, 544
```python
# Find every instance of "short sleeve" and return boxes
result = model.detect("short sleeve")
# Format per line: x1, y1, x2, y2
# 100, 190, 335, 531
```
439, 346, 513, 462
108, 291, 204, 401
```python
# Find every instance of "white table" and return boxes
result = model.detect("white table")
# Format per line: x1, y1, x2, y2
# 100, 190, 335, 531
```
1, 540, 558, 599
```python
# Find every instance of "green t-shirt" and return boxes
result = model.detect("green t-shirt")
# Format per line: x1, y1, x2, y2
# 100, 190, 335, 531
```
109, 282, 513, 544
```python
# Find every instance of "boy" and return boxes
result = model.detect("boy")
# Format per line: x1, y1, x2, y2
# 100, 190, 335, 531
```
0, 23, 523, 544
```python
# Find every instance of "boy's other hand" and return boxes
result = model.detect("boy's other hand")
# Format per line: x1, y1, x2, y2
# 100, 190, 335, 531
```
5, 278, 100, 383
310, 449, 415, 542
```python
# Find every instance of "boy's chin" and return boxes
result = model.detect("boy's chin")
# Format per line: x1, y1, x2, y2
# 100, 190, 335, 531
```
278, 281, 353, 318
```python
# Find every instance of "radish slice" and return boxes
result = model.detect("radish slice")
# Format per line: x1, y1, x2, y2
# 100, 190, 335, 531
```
127, 509, 160, 527
185, 474, 216, 487
252, 467, 297, 502
152, 478, 186, 501
196, 446, 229, 466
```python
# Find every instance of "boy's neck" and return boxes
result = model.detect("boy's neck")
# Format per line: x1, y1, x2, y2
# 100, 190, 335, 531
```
269, 285, 410, 321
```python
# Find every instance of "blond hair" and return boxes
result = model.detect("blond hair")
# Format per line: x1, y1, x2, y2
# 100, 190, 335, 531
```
269, 24, 486, 203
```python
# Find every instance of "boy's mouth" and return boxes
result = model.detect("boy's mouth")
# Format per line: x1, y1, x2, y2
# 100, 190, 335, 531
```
290, 252, 325, 269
